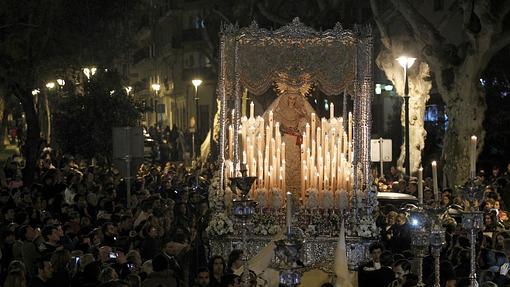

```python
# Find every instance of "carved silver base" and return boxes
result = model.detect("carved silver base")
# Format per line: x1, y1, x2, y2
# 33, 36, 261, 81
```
211, 236, 375, 271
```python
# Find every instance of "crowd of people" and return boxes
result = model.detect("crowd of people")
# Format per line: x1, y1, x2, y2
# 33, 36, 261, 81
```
2, 139, 510, 287
0, 147, 245, 287
360, 163, 510, 287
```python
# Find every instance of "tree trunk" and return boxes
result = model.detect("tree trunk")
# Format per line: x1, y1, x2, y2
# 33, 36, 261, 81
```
18, 89, 42, 186
376, 48, 432, 175
0, 96, 7, 148
441, 79, 486, 186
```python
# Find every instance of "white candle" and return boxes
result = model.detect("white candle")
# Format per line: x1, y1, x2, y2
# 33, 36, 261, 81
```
330, 102, 335, 119
250, 101, 254, 119
311, 113, 316, 142
229, 125, 234, 160
470, 135, 477, 179
432, 161, 439, 203
418, 167, 423, 205
286, 192, 292, 233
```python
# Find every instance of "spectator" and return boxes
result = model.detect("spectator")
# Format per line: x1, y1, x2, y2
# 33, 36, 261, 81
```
29, 258, 53, 287
4, 269, 27, 287
193, 266, 210, 287
209, 255, 225, 287
141, 253, 177, 287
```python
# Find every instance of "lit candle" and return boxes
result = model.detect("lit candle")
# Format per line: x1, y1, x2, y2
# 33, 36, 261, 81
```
470, 135, 477, 179
301, 160, 306, 198
330, 102, 335, 119
311, 113, 316, 142
286, 192, 292, 233
250, 101, 254, 119
418, 167, 423, 205
432, 161, 439, 203
229, 125, 234, 160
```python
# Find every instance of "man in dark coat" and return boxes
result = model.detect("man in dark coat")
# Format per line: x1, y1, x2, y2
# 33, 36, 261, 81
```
142, 253, 178, 287
358, 242, 394, 287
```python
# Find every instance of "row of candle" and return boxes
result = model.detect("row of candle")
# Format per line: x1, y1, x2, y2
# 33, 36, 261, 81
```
226, 102, 286, 192
300, 103, 353, 200
416, 135, 478, 205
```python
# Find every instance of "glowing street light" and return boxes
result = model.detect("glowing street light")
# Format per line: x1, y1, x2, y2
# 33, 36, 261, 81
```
56, 79, 65, 87
192, 79, 203, 95
151, 83, 161, 128
191, 79, 202, 159
45, 82, 56, 89
83, 67, 97, 80
151, 83, 161, 92
396, 55, 416, 176
125, 86, 133, 95
32, 89, 40, 96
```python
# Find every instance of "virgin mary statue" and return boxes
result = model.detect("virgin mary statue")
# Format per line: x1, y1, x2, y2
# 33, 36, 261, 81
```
263, 73, 317, 196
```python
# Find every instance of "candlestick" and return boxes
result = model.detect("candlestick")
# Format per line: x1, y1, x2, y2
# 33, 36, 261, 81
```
250, 101, 254, 119
418, 167, 423, 205
432, 161, 439, 203
470, 135, 477, 180
286, 192, 292, 233
330, 102, 334, 119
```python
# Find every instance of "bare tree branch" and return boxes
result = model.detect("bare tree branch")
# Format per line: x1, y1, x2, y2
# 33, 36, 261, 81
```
390, 0, 445, 48
488, 30, 510, 57
369, 0, 392, 49
499, 0, 510, 20
256, 2, 288, 25
437, 0, 462, 30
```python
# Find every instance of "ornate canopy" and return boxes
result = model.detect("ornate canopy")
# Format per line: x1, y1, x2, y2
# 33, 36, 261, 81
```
218, 18, 373, 193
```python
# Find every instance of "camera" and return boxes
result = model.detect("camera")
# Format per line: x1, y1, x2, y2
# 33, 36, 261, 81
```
108, 252, 118, 259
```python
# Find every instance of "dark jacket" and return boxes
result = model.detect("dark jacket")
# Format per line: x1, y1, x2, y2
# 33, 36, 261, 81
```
358, 261, 395, 287
142, 270, 178, 287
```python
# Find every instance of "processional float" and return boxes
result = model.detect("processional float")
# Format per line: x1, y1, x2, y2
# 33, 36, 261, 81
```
208, 18, 376, 279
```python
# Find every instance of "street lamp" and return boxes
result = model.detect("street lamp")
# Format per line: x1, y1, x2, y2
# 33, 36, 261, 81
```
125, 86, 133, 95
191, 79, 202, 160
151, 83, 161, 128
396, 56, 416, 176
45, 82, 56, 89
56, 79, 65, 87
83, 67, 97, 80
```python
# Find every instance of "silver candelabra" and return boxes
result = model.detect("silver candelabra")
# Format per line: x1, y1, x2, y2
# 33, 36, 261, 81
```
230, 165, 258, 287
461, 178, 485, 287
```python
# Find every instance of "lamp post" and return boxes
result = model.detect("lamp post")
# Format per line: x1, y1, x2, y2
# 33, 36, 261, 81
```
396, 56, 416, 176
192, 79, 202, 160
44, 82, 56, 144
151, 83, 161, 129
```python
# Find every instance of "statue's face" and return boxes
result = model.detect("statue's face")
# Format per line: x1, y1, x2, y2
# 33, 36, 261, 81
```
287, 94, 299, 106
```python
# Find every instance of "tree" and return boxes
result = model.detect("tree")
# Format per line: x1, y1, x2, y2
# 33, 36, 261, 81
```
53, 70, 141, 159
0, 0, 144, 185
371, 0, 510, 185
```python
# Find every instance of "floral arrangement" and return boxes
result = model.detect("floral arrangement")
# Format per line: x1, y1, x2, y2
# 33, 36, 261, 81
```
251, 213, 281, 236
305, 188, 319, 209
270, 187, 282, 209
353, 214, 379, 238
206, 212, 234, 236
321, 189, 334, 210
255, 187, 268, 208
335, 189, 349, 211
